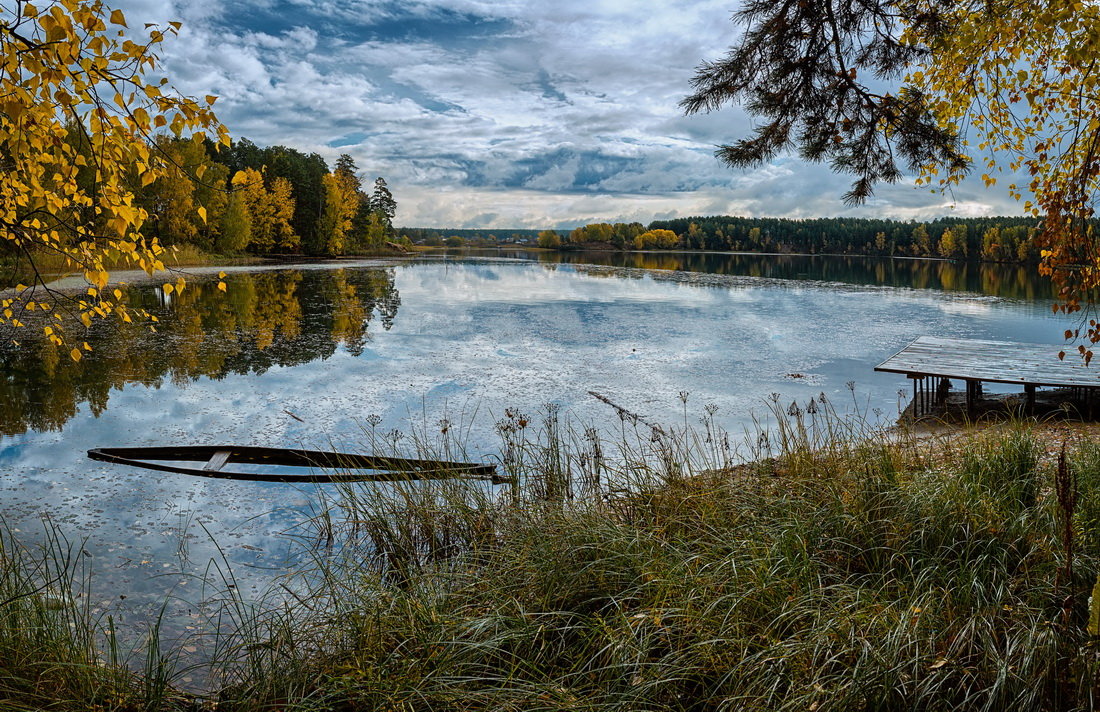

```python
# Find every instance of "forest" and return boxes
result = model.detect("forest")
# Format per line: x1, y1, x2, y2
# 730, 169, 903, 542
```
529, 216, 1048, 262
92, 135, 398, 259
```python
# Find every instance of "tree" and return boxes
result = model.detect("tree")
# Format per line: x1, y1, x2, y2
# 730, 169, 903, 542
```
217, 191, 251, 254
982, 226, 1002, 261
0, 0, 227, 352
234, 168, 273, 252
634, 229, 679, 250
316, 172, 357, 255
259, 144, 328, 250
911, 224, 931, 258
682, 0, 966, 205
268, 177, 297, 251
370, 177, 396, 223
138, 135, 226, 249
537, 230, 561, 249
365, 176, 397, 248
686, 0, 1100, 349
140, 136, 199, 247
937, 228, 957, 259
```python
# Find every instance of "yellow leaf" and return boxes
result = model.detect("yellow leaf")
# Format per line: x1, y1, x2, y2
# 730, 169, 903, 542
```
217, 281, 227, 292
163, 283, 174, 295
110, 9, 127, 26
70, 348, 82, 362
197, 206, 207, 223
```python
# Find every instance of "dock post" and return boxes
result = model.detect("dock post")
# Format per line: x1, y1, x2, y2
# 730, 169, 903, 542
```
1024, 383, 1036, 414
965, 379, 980, 418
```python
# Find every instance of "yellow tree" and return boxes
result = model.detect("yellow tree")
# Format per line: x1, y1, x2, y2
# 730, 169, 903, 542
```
141, 135, 199, 246
316, 172, 357, 255
937, 228, 957, 259
0, 0, 228, 355
233, 169, 298, 253
150, 134, 229, 249
234, 168, 273, 252
269, 176, 297, 251
905, 1, 1100, 355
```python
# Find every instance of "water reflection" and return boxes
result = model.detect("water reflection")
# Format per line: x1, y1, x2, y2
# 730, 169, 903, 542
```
457, 249, 1057, 301
0, 254, 1070, 439
0, 254, 1078, 659
0, 267, 400, 437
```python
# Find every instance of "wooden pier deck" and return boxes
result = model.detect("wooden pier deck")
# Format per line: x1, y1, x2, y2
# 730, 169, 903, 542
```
875, 336, 1100, 417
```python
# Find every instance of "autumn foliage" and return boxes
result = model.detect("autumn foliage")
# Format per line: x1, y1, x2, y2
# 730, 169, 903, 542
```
0, 0, 227, 355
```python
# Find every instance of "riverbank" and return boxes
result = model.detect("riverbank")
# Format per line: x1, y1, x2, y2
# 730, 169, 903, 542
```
4, 407, 1100, 710
0, 245, 413, 291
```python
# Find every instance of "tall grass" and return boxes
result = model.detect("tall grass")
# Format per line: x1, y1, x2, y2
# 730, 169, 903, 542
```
0, 520, 191, 710
6, 404, 1100, 710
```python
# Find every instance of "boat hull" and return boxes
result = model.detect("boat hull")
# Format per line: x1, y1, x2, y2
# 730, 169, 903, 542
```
86, 445, 508, 484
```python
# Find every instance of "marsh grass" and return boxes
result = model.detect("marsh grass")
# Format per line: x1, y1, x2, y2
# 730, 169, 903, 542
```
0, 521, 194, 711
7, 403, 1100, 710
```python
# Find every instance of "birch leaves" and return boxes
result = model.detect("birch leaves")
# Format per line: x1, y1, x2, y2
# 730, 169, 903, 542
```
0, 0, 227, 353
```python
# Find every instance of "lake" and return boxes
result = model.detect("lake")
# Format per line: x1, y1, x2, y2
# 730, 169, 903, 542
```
0, 251, 1080, 653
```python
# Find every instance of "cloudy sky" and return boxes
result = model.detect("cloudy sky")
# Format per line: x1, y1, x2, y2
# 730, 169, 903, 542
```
113, 0, 1024, 229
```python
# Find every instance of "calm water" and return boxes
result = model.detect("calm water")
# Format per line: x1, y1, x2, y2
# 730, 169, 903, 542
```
0, 251, 1082, 648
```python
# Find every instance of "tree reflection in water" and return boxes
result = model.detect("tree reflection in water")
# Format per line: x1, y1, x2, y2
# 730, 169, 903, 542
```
0, 267, 401, 437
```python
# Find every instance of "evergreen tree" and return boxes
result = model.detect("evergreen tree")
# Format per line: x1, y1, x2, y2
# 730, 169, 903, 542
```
371, 177, 397, 237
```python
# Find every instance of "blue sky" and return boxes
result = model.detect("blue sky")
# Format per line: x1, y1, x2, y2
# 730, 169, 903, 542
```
115, 0, 1024, 229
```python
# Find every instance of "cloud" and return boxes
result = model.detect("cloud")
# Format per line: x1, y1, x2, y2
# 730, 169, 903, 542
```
107, 0, 1027, 227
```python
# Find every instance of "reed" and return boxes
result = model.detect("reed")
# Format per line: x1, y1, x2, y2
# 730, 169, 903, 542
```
5, 403, 1100, 710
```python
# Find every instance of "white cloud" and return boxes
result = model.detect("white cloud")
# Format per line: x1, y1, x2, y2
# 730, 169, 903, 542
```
104, 0, 1028, 227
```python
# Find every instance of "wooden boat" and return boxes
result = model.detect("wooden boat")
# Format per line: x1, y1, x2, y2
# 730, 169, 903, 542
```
86, 445, 510, 484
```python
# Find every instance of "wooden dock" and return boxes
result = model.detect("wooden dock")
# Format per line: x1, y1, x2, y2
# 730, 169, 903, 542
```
875, 336, 1100, 417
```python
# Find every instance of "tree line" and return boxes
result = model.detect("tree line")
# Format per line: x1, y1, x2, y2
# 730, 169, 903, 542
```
129, 136, 399, 257
531, 216, 1049, 262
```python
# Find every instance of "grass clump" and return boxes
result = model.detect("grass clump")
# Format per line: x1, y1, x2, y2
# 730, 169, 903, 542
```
203, 412, 1100, 711
7, 406, 1100, 710
0, 523, 192, 711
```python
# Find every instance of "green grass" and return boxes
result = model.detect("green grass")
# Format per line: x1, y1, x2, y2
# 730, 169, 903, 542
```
5, 407, 1100, 710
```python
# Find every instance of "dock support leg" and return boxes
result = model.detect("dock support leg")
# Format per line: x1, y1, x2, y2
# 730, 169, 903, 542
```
936, 378, 951, 407
910, 375, 925, 418
965, 379, 981, 418
1024, 383, 1036, 414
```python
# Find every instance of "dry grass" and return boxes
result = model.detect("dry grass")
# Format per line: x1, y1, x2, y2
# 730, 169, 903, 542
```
5, 405, 1100, 710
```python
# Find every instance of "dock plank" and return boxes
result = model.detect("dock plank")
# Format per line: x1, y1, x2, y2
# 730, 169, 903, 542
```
875, 336, 1100, 388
